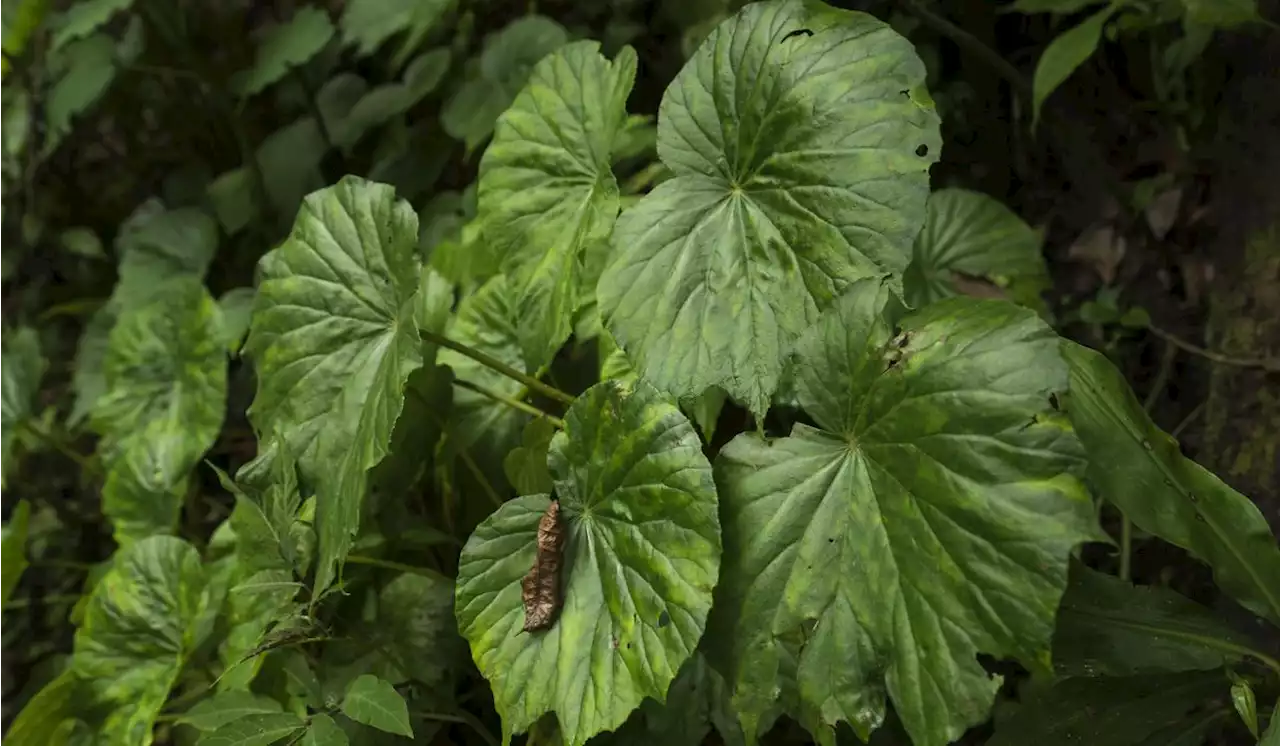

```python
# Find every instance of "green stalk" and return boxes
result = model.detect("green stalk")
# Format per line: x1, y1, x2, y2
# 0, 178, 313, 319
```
420, 328, 575, 405
451, 378, 565, 429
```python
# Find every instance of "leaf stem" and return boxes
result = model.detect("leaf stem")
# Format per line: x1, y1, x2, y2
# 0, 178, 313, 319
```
344, 555, 451, 583
451, 379, 565, 429
1147, 325, 1280, 373
420, 329, 574, 405
896, 0, 1030, 98
457, 448, 505, 510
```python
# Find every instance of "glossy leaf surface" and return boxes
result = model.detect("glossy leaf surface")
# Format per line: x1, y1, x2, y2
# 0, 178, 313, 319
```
456, 380, 721, 746
72, 537, 212, 745
477, 41, 635, 368
710, 281, 1098, 745
598, 0, 940, 417
245, 176, 423, 594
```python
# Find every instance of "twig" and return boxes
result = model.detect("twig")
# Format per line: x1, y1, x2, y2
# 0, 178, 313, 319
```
457, 448, 505, 510
421, 329, 575, 404
1171, 402, 1205, 440
897, 0, 1030, 98
1147, 325, 1280, 373
451, 378, 565, 429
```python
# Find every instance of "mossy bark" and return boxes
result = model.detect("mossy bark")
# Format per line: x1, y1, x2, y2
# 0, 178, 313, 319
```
1201, 11, 1280, 535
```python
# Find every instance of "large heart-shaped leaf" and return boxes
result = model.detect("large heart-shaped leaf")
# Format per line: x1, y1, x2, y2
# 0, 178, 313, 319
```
455, 380, 721, 746
708, 280, 1099, 746
597, 0, 940, 417
91, 279, 227, 543
903, 188, 1048, 308
72, 536, 212, 745
1063, 341, 1280, 625
2, 327, 45, 487
245, 176, 423, 594
476, 40, 636, 369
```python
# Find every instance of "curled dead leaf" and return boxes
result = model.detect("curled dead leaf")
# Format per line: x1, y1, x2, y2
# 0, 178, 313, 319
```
521, 500, 564, 632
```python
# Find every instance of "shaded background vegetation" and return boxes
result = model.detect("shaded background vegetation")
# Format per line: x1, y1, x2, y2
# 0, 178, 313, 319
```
3, 0, 1278, 743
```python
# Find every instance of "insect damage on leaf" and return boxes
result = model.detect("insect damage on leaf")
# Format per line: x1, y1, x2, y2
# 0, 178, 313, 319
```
521, 499, 565, 632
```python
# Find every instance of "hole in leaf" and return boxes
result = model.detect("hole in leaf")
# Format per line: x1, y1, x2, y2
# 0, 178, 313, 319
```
657, 610, 671, 628
916, 143, 929, 157
782, 28, 813, 42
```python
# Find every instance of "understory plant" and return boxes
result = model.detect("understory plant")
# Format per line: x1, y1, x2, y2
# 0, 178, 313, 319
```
3, 1, 1279, 746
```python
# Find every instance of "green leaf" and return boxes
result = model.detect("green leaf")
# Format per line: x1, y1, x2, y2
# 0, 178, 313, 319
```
1232, 677, 1259, 738
207, 168, 257, 235
302, 714, 349, 746
59, 226, 105, 258
43, 33, 118, 152
1, 500, 31, 606
221, 446, 304, 577
198, 712, 307, 746
440, 16, 568, 152
378, 572, 463, 688
2, 0, 51, 63
903, 188, 1048, 308
1063, 341, 1280, 625
2, 327, 45, 486
438, 275, 529, 464
256, 117, 328, 219
92, 279, 227, 543
455, 379, 721, 746
235, 6, 336, 97
339, 0, 453, 57
1053, 562, 1275, 677
73, 536, 212, 745
987, 671, 1230, 746
503, 418, 557, 496
69, 306, 114, 426
218, 287, 256, 354
606, 652, 745, 746
1183, 0, 1260, 27
330, 49, 451, 149
340, 674, 413, 737
3, 671, 82, 746
709, 280, 1098, 746
597, 1, 940, 418
1263, 699, 1280, 746
113, 206, 219, 309
1031, 5, 1116, 127
50, 0, 133, 50
245, 176, 423, 595
177, 692, 285, 731
477, 41, 636, 369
